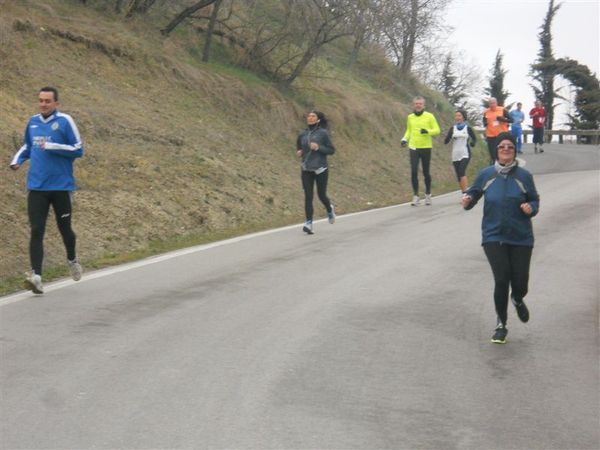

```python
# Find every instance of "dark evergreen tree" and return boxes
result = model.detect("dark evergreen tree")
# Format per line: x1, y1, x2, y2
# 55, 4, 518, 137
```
553, 58, 600, 131
438, 53, 466, 107
529, 0, 562, 132
483, 49, 510, 106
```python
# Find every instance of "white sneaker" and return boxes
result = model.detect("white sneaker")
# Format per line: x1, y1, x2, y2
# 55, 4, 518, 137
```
68, 258, 83, 281
327, 204, 335, 224
425, 194, 432, 205
24, 271, 44, 294
411, 195, 420, 206
302, 220, 314, 235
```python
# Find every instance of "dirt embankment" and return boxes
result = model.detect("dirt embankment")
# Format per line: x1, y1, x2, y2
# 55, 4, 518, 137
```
0, 1, 485, 287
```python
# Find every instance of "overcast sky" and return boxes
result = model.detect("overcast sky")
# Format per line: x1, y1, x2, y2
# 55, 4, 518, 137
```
445, 0, 599, 127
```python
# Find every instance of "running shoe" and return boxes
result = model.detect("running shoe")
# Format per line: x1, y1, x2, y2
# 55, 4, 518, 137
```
24, 271, 44, 294
68, 258, 83, 281
302, 220, 314, 235
511, 295, 529, 323
425, 194, 432, 205
327, 205, 335, 224
411, 195, 420, 206
539, 147, 544, 153
491, 323, 508, 344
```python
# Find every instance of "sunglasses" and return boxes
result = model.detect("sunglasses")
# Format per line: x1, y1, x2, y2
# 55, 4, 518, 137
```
497, 144, 515, 150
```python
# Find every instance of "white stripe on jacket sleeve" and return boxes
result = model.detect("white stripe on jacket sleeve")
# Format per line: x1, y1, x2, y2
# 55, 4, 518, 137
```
10, 145, 27, 165
44, 142, 83, 151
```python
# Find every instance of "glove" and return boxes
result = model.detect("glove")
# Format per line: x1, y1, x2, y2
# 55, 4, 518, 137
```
420, 128, 428, 134
400, 139, 408, 147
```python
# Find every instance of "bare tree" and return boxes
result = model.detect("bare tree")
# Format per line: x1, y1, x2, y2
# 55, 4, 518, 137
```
124, 0, 158, 17
346, 0, 379, 67
161, 0, 219, 35
280, 0, 354, 86
191, 0, 354, 85
376, 0, 449, 74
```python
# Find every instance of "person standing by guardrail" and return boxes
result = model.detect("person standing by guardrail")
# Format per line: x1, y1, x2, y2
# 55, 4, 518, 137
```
295, 110, 336, 235
509, 102, 525, 154
483, 97, 513, 164
529, 100, 546, 153
462, 132, 539, 344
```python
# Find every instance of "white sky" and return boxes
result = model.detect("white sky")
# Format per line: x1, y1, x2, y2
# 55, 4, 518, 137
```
445, 0, 599, 127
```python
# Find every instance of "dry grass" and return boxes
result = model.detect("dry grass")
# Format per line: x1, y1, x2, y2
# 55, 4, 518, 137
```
0, 0, 488, 293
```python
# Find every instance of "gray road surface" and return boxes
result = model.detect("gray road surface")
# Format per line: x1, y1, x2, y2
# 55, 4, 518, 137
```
1, 144, 598, 449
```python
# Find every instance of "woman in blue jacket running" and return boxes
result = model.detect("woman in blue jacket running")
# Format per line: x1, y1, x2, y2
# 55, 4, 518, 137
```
462, 132, 539, 344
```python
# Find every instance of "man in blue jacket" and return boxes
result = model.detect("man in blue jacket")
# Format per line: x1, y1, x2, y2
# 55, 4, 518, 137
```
509, 102, 525, 154
10, 87, 84, 294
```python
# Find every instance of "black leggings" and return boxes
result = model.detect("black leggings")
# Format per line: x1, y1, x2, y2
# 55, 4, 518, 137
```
486, 138, 497, 164
483, 242, 533, 326
533, 127, 544, 144
301, 170, 332, 222
28, 190, 77, 275
409, 148, 432, 195
453, 157, 470, 180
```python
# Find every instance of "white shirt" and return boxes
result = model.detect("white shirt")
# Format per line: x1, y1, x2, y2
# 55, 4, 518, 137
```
451, 125, 470, 162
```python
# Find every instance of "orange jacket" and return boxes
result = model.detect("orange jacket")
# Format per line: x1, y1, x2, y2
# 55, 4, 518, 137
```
484, 107, 510, 138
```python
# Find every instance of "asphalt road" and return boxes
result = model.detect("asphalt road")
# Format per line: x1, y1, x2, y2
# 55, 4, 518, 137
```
1, 143, 598, 450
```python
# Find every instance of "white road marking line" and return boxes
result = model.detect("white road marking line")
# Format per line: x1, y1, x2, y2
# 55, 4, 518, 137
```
0, 192, 460, 306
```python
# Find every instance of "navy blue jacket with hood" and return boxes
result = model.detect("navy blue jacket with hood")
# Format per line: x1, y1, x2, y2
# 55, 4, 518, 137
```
465, 164, 540, 247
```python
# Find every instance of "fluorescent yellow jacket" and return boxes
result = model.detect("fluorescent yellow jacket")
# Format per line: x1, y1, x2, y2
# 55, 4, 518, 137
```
402, 111, 441, 149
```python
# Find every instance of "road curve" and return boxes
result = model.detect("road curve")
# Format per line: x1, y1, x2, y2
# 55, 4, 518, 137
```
1, 144, 598, 449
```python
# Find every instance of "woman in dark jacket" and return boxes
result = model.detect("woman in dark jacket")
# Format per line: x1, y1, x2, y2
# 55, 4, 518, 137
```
462, 132, 539, 344
296, 110, 335, 234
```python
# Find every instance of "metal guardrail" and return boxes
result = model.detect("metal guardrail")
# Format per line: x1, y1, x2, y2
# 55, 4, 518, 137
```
472, 128, 600, 145
522, 129, 600, 145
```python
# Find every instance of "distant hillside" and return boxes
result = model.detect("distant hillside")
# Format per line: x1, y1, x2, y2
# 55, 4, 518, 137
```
0, 0, 487, 292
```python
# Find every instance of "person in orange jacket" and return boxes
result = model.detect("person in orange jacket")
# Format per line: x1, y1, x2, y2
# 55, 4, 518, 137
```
483, 97, 512, 164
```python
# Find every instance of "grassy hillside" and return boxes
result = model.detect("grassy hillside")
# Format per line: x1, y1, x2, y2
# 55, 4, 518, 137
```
0, 0, 487, 293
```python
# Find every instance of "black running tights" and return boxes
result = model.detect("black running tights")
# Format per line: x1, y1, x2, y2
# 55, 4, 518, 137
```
301, 170, 332, 222
409, 148, 432, 195
483, 243, 533, 326
486, 138, 497, 164
28, 190, 76, 275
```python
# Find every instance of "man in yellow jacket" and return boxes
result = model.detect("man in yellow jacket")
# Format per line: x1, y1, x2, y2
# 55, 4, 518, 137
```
401, 96, 441, 206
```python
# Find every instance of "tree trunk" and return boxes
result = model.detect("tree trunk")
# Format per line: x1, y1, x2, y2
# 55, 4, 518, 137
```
201, 0, 222, 62
161, 0, 218, 35
348, 32, 365, 68
283, 48, 316, 87
124, 0, 143, 18
400, 0, 418, 74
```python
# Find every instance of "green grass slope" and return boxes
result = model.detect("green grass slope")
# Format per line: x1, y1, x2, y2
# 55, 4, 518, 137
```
0, 0, 487, 293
